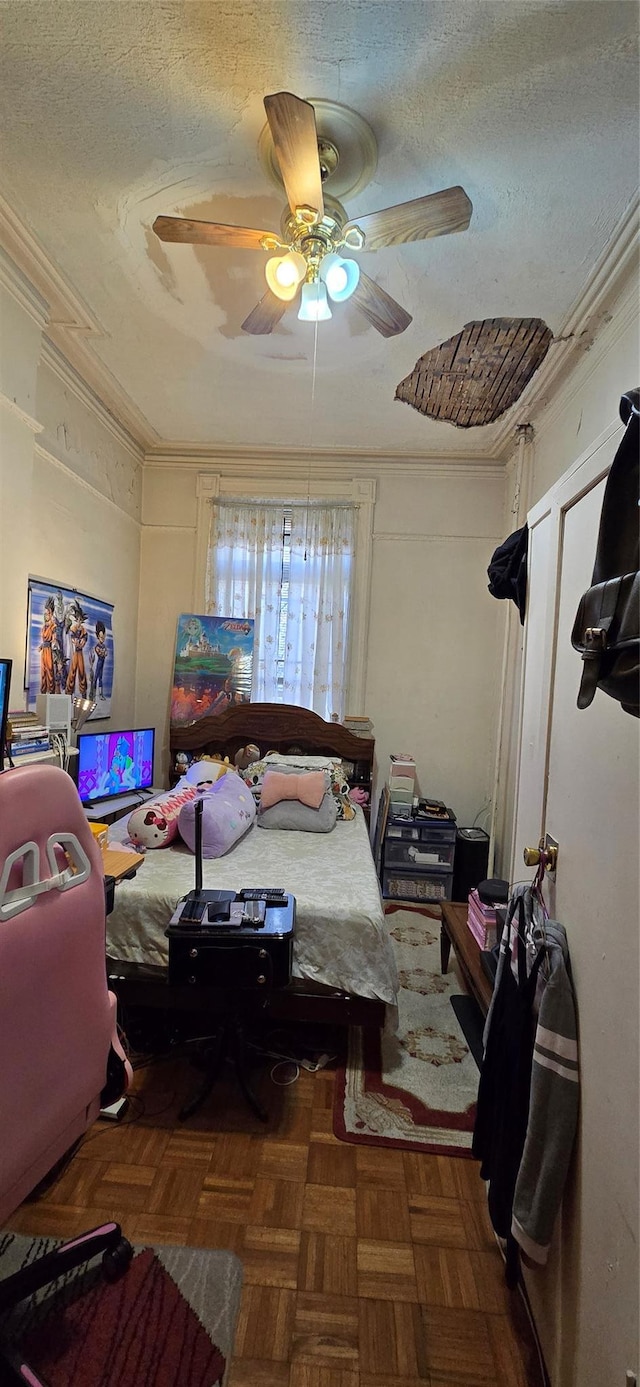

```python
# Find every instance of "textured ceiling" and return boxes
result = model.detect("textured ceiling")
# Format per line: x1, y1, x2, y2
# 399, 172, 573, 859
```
1, 0, 638, 454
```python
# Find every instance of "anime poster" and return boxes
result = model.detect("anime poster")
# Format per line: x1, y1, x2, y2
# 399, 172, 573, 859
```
25, 578, 114, 719
171, 614, 254, 725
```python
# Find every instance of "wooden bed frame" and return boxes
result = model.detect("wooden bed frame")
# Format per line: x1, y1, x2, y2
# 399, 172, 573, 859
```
108, 705, 385, 1031
169, 702, 374, 784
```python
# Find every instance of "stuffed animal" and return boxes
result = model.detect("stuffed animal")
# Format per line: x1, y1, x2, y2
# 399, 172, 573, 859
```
233, 743, 261, 772
127, 782, 199, 850
178, 770, 256, 857
184, 756, 232, 788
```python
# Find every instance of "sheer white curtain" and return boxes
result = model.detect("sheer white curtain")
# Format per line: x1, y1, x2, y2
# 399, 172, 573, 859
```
283, 503, 354, 718
207, 499, 355, 718
206, 501, 285, 702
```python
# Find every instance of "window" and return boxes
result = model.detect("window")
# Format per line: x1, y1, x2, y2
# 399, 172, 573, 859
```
207, 499, 355, 720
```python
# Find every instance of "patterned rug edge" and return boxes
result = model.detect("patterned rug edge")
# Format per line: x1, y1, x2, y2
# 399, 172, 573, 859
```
332, 902, 478, 1157
332, 1027, 477, 1158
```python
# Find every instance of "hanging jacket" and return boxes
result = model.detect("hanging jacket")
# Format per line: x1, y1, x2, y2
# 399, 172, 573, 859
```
571, 387, 639, 716
511, 917, 579, 1263
473, 884, 579, 1265
487, 524, 529, 624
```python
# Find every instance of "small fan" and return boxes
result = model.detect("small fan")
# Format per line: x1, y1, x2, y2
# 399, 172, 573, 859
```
153, 91, 472, 337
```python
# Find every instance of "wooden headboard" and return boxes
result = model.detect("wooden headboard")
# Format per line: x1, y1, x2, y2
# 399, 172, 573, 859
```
169, 703, 374, 778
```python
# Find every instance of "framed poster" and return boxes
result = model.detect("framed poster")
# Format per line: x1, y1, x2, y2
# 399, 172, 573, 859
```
171, 614, 254, 725
26, 578, 114, 719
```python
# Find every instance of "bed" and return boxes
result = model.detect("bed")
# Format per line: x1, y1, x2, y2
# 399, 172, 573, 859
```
106, 704, 397, 1030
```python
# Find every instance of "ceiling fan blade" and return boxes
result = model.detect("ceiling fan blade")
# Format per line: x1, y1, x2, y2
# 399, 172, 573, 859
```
351, 271, 412, 337
153, 215, 278, 250
264, 91, 324, 219
241, 290, 289, 335
349, 186, 472, 251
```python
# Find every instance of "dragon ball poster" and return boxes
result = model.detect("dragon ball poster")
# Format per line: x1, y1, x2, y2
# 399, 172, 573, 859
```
171, 614, 254, 725
26, 578, 114, 718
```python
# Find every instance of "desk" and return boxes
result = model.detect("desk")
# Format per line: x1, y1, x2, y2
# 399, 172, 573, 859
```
440, 901, 493, 1016
102, 846, 145, 883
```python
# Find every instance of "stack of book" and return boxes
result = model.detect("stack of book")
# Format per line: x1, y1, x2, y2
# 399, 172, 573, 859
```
343, 715, 373, 739
388, 753, 417, 816
467, 887, 499, 949
8, 711, 51, 758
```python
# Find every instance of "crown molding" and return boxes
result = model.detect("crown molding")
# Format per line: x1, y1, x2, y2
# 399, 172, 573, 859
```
40, 339, 145, 467
35, 441, 141, 526
0, 194, 159, 450
491, 192, 639, 460
0, 247, 49, 330
43, 328, 159, 451
145, 446, 503, 476
0, 389, 44, 435
530, 275, 638, 448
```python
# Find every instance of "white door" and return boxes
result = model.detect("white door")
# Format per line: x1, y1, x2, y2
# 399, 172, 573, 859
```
511, 419, 639, 1387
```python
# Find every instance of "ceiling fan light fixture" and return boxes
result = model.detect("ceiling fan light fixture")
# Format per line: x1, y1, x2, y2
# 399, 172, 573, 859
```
298, 281, 332, 322
265, 250, 307, 300
319, 252, 360, 302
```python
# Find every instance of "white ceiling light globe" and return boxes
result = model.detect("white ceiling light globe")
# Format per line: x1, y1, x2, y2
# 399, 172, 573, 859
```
325, 262, 348, 295
319, 252, 360, 303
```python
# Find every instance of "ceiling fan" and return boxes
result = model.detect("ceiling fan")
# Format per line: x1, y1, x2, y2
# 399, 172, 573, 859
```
153, 91, 472, 337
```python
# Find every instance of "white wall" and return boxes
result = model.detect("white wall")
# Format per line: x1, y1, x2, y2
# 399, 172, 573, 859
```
137, 460, 506, 821
0, 269, 142, 732
367, 467, 504, 824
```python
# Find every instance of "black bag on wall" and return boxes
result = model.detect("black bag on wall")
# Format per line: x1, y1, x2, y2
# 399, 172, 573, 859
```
571, 389, 639, 717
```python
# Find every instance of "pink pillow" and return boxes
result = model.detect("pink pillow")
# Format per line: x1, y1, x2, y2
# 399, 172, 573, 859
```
260, 769, 327, 811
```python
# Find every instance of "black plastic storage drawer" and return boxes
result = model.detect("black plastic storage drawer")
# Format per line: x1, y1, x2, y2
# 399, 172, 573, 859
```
384, 836, 456, 870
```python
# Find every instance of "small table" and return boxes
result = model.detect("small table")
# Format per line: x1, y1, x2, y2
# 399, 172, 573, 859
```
102, 847, 145, 883
440, 900, 493, 1016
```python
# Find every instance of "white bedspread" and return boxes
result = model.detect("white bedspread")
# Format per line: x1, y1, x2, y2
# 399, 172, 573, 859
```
106, 808, 398, 1005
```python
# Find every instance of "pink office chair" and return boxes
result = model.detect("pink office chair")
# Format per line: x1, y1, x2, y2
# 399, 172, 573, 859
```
0, 762, 134, 1385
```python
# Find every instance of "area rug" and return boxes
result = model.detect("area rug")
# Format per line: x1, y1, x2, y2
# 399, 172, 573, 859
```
450, 992, 486, 1070
333, 904, 479, 1155
0, 1234, 242, 1386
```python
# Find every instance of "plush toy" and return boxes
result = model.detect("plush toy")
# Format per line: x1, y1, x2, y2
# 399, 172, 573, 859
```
187, 755, 233, 786
233, 743, 261, 773
348, 785, 370, 808
178, 769, 256, 857
127, 782, 199, 850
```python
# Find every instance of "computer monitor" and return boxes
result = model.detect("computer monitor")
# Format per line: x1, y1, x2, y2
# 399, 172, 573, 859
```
77, 727, 155, 805
0, 659, 12, 772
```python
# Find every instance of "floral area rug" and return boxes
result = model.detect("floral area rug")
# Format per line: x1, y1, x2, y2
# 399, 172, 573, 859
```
333, 904, 479, 1155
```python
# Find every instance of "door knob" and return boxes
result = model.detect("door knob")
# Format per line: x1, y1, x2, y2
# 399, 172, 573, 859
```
523, 839, 558, 872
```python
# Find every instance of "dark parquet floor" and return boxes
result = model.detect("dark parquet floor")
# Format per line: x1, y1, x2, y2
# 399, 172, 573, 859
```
8, 1044, 543, 1386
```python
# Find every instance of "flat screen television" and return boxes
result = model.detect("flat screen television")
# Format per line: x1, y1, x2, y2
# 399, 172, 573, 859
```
77, 727, 155, 805
0, 658, 12, 771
